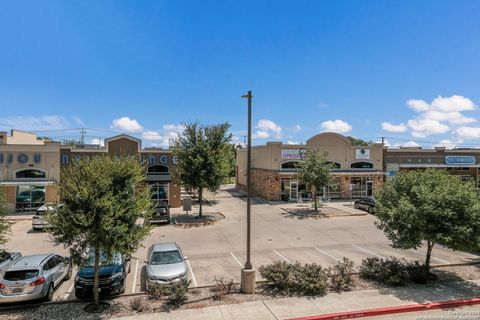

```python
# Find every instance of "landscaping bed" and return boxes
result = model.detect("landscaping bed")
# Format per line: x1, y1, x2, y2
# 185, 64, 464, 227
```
0, 263, 478, 320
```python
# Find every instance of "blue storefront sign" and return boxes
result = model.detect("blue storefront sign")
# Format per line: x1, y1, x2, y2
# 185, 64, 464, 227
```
445, 156, 476, 165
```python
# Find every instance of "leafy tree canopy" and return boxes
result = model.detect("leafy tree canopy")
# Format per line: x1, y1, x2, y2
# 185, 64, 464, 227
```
47, 154, 152, 308
0, 191, 12, 247
295, 149, 334, 211
376, 169, 480, 271
174, 122, 232, 217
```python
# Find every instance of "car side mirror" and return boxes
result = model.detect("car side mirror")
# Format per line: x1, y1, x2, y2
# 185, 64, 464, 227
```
144, 260, 149, 264
184, 256, 189, 260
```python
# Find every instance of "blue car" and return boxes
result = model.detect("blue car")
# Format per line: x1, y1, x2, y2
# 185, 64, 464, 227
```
74, 250, 131, 299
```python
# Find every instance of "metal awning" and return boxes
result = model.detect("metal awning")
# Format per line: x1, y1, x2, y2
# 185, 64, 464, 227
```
145, 174, 172, 182
0, 181, 56, 186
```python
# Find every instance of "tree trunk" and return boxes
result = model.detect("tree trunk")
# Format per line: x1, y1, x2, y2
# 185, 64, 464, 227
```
313, 186, 318, 211
425, 240, 434, 273
93, 245, 100, 310
198, 187, 203, 218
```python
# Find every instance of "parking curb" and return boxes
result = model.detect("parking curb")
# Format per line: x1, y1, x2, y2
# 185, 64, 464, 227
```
287, 297, 480, 320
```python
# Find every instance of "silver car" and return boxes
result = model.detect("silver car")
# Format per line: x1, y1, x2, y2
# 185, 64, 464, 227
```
32, 205, 58, 231
0, 251, 22, 277
0, 254, 71, 303
145, 242, 188, 289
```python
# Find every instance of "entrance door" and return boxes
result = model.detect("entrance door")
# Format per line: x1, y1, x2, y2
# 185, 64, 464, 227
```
366, 181, 373, 197
290, 181, 298, 200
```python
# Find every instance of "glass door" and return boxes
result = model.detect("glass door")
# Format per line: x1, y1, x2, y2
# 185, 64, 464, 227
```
366, 180, 373, 197
290, 181, 298, 200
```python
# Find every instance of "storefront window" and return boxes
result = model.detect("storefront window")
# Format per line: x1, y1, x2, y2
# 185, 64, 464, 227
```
281, 161, 300, 171
15, 169, 46, 179
350, 177, 366, 198
16, 186, 45, 211
351, 162, 374, 169
149, 183, 169, 204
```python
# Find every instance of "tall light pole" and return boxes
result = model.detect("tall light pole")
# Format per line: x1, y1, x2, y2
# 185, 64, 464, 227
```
240, 90, 255, 294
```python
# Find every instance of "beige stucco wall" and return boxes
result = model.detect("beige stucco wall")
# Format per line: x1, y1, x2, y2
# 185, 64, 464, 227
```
236, 132, 384, 179
0, 130, 44, 145
0, 142, 61, 182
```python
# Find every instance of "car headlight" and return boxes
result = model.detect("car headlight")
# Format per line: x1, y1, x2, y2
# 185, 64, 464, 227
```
110, 272, 123, 280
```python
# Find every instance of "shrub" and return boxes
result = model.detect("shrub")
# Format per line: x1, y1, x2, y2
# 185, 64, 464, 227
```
406, 261, 429, 284
359, 257, 410, 286
130, 296, 149, 312
259, 261, 296, 293
147, 280, 190, 310
259, 261, 328, 296
211, 276, 236, 300
327, 257, 355, 292
293, 263, 329, 296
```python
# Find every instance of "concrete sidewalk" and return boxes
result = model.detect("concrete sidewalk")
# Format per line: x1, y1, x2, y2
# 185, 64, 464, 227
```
115, 279, 480, 320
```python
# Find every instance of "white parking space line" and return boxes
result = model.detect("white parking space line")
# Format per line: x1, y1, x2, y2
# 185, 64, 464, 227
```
410, 250, 450, 264
131, 258, 139, 294
314, 247, 358, 271
273, 250, 292, 263
63, 283, 75, 300
185, 258, 198, 287
314, 247, 341, 262
230, 252, 243, 267
352, 244, 385, 259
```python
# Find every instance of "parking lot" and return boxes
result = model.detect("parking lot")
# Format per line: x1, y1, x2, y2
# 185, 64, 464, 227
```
2, 185, 480, 302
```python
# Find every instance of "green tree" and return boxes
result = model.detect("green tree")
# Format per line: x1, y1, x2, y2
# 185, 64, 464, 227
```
0, 191, 12, 246
174, 122, 232, 218
295, 149, 334, 211
376, 169, 480, 273
46, 154, 152, 310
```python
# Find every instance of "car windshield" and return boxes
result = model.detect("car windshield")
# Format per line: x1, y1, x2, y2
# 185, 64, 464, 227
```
0, 251, 11, 263
150, 250, 183, 265
4, 269, 39, 281
84, 251, 122, 267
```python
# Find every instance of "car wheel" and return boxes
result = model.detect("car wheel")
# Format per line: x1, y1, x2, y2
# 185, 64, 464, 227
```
46, 283, 54, 301
368, 207, 374, 214
74, 290, 84, 299
354, 203, 360, 209
63, 266, 72, 281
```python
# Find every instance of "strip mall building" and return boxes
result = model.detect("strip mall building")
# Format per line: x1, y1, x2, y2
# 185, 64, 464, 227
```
236, 132, 480, 201
0, 130, 181, 213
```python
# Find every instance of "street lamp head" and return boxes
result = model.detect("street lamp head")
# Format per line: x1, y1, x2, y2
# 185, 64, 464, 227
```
241, 95, 248, 99
241, 91, 253, 99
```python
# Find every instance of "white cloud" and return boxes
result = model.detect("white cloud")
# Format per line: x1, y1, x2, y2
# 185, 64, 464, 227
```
381, 122, 407, 133
253, 119, 282, 139
292, 124, 302, 132
111, 117, 143, 133
90, 138, 105, 146
142, 130, 163, 140
402, 95, 477, 138
402, 141, 420, 147
0, 115, 75, 131
407, 99, 430, 112
407, 119, 449, 138
432, 139, 459, 149
321, 119, 352, 134
253, 130, 269, 139
455, 126, 480, 140
430, 95, 476, 112
287, 140, 299, 145
162, 124, 184, 133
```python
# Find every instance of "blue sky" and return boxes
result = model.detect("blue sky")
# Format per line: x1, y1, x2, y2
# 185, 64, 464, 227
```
1, 0, 480, 148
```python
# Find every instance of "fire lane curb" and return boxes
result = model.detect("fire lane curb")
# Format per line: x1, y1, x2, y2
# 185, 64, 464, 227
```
287, 297, 480, 320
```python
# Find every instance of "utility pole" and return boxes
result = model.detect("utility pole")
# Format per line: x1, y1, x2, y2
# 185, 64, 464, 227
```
80, 128, 86, 145
240, 90, 255, 294
381, 136, 385, 146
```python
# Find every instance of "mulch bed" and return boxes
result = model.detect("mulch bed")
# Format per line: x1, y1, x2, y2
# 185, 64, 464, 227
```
173, 212, 225, 228
280, 206, 354, 219
1, 265, 478, 320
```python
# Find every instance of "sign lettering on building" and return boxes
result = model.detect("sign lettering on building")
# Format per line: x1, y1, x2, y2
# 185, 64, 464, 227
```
281, 149, 307, 160
355, 148, 370, 160
445, 156, 476, 165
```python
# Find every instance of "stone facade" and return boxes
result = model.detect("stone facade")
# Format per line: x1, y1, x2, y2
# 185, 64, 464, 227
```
238, 168, 282, 201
